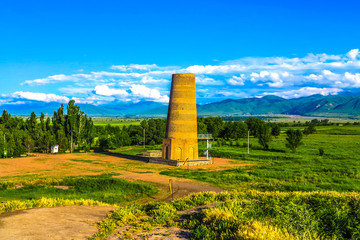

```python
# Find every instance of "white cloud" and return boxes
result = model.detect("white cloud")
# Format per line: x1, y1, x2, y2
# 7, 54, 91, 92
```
228, 75, 245, 86
141, 76, 169, 84
111, 64, 159, 71
10, 91, 70, 103
346, 49, 359, 60
130, 85, 169, 103
23, 73, 96, 86
94, 85, 129, 97
59, 87, 93, 94
265, 87, 343, 99
304, 70, 360, 88
93, 84, 169, 103
344, 72, 360, 87
186, 64, 246, 74
248, 71, 292, 87
23, 74, 72, 85
196, 76, 224, 85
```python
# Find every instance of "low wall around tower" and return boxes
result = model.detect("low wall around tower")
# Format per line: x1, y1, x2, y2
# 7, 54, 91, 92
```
149, 158, 213, 166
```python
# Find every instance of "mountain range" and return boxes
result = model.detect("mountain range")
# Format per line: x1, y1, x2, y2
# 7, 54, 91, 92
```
1, 94, 360, 118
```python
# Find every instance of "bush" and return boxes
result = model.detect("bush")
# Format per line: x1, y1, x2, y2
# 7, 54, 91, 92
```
144, 202, 178, 225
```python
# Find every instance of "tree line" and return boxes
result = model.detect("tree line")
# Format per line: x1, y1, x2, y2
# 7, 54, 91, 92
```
0, 100, 94, 157
1, 101, 323, 157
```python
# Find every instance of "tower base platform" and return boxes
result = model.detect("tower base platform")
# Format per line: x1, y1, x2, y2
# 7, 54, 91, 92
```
148, 158, 213, 167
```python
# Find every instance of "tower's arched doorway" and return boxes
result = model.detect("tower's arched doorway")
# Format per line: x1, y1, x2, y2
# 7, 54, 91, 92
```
177, 147, 182, 160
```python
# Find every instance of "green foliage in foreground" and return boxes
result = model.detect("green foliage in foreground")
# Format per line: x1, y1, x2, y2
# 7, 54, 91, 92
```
92, 191, 360, 240
0, 175, 157, 206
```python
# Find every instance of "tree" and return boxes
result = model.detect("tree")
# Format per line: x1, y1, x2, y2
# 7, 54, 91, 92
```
285, 129, 303, 153
258, 124, 272, 150
303, 124, 316, 136
40, 112, 46, 132
0, 110, 10, 124
271, 125, 281, 137
245, 118, 265, 137
222, 121, 247, 139
65, 100, 81, 152
197, 119, 208, 134
204, 117, 224, 138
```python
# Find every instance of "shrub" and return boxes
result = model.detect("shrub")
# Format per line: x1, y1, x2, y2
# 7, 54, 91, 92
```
144, 202, 178, 225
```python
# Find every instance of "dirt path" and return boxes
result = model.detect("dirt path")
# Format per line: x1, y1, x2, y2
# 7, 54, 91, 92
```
0, 206, 116, 240
0, 152, 248, 240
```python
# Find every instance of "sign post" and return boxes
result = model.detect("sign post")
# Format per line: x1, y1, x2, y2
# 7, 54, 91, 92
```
169, 179, 174, 202
183, 158, 189, 170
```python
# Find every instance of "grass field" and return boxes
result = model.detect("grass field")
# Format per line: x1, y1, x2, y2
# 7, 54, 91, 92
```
0, 174, 157, 205
161, 125, 360, 193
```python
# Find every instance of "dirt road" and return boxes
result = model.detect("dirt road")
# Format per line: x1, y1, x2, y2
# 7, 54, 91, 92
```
0, 152, 248, 239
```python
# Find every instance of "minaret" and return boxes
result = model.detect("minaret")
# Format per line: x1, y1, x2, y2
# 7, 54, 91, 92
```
162, 73, 198, 161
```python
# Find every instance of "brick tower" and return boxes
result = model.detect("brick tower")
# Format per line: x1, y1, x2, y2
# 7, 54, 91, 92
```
162, 73, 198, 161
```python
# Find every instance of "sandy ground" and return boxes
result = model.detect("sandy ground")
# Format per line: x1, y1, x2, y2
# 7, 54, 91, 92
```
0, 152, 249, 239
0, 206, 116, 240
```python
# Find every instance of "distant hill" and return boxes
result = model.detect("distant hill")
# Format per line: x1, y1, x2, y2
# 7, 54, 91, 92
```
1, 94, 359, 118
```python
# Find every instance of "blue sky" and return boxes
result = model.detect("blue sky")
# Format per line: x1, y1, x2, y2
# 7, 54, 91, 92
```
0, 0, 360, 105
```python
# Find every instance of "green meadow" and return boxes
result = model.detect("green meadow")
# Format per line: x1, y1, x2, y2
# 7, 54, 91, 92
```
161, 125, 360, 193
0, 175, 157, 213
90, 124, 360, 239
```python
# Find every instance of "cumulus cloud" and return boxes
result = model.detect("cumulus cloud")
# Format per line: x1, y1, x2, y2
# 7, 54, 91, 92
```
9, 91, 70, 103
227, 75, 245, 86
130, 84, 169, 103
249, 71, 293, 87
346, 49, 359, 60
265, 87, 343, 99
94, 85, 129, 97
92, 84, 169, 103
196, 76, 224, 85
344, 72, 360, 87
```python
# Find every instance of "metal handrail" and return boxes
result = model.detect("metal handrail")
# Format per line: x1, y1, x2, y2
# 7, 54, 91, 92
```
197, 134, 213, 139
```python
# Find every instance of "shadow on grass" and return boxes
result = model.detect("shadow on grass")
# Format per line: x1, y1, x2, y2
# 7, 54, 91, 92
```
94, 149, 150, 163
